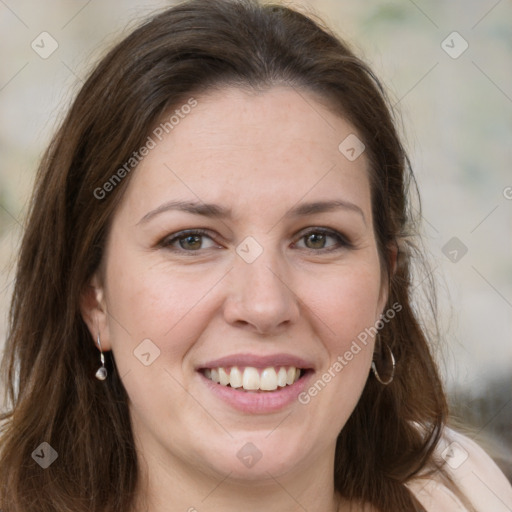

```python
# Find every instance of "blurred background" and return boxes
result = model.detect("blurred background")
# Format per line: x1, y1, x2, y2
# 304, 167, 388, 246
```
1, 0, 511, 479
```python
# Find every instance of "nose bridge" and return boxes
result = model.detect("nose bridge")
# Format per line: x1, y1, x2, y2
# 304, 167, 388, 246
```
224, 236, 299, 332
236, 239, 288, 301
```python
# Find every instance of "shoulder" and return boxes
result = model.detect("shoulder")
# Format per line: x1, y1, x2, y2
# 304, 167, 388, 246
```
407, 427, 512, 512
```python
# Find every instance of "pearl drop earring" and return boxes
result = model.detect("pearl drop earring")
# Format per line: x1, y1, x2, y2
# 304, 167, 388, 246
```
95, 333, 108, 381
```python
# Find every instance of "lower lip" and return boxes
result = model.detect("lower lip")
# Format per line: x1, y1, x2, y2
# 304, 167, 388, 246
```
199, 372, 312, 414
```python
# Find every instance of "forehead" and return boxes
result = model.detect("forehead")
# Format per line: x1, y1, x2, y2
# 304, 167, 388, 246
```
117, 86, 372, 225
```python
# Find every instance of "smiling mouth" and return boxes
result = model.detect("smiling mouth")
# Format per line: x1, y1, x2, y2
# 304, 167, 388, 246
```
201, 366, 306, 392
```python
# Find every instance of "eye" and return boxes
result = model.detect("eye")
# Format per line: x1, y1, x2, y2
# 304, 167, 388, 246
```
160, 229, 220, 251
294, 228, 351, 251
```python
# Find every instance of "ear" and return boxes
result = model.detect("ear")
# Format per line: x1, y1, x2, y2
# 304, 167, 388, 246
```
377, 242, 399, 316
80, 272, 112, 351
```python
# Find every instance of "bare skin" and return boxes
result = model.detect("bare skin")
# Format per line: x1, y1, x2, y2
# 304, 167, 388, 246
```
81, 86, 389, 512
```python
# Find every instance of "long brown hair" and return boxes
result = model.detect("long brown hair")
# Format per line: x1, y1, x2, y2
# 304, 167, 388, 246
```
0, 1, 462, 510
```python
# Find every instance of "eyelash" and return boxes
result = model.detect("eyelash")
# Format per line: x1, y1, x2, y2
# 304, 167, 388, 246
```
159, 227, 353, 254
294, 227, 353, 252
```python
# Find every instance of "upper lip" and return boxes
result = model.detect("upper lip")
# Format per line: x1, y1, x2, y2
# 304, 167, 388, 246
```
198, 353, 315, 370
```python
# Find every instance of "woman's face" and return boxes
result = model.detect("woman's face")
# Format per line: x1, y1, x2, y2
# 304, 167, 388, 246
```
86, 86, 389, 483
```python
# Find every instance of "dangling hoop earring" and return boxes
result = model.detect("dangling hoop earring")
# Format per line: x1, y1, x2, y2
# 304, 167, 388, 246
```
371, 341, 395, 385
95, 333, 108, 381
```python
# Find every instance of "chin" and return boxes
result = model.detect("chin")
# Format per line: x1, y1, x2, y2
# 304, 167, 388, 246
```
193, 429, 317, 482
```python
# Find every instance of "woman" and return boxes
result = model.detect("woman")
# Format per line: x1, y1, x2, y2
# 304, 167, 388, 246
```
0, 1, 511, 511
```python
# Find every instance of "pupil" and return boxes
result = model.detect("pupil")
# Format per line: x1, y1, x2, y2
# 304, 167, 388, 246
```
307, 233, 325, 248
181, 235, 201, 250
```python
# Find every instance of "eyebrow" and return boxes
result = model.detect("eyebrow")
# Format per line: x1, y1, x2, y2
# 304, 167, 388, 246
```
284, 199, 366, 224
137, 199, 366, 225
137, 200, 231, 225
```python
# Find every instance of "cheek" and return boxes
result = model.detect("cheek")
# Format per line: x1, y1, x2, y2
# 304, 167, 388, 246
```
102, 260, 219, 421
298, 260, 383, 406
104, 255, 226, 363
308, 261, 384, 347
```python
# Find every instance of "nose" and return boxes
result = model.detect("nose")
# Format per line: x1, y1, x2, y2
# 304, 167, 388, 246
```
222, 244, 300, 335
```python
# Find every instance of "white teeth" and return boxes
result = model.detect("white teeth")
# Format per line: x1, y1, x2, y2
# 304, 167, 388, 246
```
260, 367, 278, 391
229, 366, 243, 388
242, 367, 260, 390
277, 367, 288, 387
218, 367, 230, 386
204, 365, 303, 391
